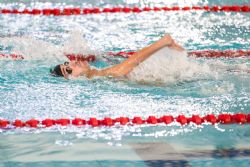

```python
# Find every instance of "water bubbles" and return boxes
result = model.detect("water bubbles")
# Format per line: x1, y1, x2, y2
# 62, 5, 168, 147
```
127, 47, 213, 84
215, 124, 226, 132
55, 139, 73, 146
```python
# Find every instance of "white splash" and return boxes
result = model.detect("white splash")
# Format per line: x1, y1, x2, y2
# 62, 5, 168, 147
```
127, 47, 212, 84
0, 36, 65, 61
208, 60, 250, 73
0, 30, 98, 61
62, 30, 100, 56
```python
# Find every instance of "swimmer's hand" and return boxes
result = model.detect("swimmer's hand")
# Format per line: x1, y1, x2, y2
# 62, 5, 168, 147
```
157, 35, 185, 52
157, 35, 174, 47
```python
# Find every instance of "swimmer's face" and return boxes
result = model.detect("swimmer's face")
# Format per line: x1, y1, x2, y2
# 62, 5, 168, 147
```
60, 61, 90, 79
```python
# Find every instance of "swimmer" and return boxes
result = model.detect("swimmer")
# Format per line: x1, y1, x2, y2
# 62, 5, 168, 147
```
50, 34, 185, 79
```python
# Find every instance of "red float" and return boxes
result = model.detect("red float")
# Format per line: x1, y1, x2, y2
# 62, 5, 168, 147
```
247, 114, 250, 123
114, 117, 129, 125
211, 6, 220, 12
83, 8, 91, 14
189, 115, 203, 125
31, 9, 41, 15
88, 118, 99, 127
171, 7, 180, 11
91, 8, 100, 14
233, 113, 246, 124
132, 117, 144, 124
221, 6, 230, 12
0, 120, 9, 127
42, 9, 51, 15
122, 7, 131, 13
203, 6, 210, 11
42, 119, 55, 127
218, 114, 233, 124
182, 7, 191, 11
13, 120, 25, 127
143, 7, 151, 12
72, 118, 86, 126
1, 9, 11, 14
146, 116, 158, 124
72, 8, 81, 15
103, 8, 111, 13
192, 6, 202, 10
153, 7, 161, 11
241, 6, 250, 12
26, 119, 39, 128
203, 114, 217, 124
101, 117, 114, 126
160, 115, 174, 124
132, 7, 141, 13
162, 7, 171, 11
56, 119, 70, 126
53, 9, 61, 16
11, 9, 19, 14
23, 9, 31, 14
176, 115, 188, 125
111, 7, 121, 13
62, 8, 71, 15
230, 6, 241, 12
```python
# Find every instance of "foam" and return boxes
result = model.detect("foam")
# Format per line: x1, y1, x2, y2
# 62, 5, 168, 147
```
62, 30, 101, 57
207, 60, 250, 73
0, 30, 98, 62
127, 47, 212, 85
0, 36, 65, 61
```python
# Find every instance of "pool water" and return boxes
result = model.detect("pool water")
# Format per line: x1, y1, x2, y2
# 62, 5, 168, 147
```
0, 0, 250, 166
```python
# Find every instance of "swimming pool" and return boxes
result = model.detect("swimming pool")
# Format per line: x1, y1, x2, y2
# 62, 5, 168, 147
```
0, 0, 250, 166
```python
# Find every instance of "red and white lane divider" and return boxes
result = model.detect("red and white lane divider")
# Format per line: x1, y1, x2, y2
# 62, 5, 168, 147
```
0, 113, 250, 128
0, 5, 249, 16
105, 50, 250, 59
1, 50, 249, 61
0, 53, 24, 60
188, 50, 250, 58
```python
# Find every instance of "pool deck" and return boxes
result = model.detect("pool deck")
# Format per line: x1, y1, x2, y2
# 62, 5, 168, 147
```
1, 133, 250, 167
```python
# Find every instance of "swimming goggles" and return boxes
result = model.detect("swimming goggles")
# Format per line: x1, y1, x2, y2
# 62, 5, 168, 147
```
64, 62, 73, 75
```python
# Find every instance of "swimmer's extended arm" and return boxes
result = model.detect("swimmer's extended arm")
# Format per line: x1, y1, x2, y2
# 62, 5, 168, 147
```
92, 35, 181, 77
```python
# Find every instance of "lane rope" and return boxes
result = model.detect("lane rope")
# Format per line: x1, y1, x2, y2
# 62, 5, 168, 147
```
1, 50, 250, 61
0, 53, 24, 60
0, 5, 249, 16
0, 113, 250, 128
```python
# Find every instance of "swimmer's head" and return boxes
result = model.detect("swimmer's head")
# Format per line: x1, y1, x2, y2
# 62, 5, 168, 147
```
50, 61, 90, 79
50, 64, 63, 77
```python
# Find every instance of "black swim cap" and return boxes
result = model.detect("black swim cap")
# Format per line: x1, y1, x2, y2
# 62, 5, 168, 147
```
50, 64, 63, 77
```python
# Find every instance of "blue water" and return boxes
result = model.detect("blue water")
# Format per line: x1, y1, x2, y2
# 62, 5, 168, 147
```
0, 0, 250, 166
